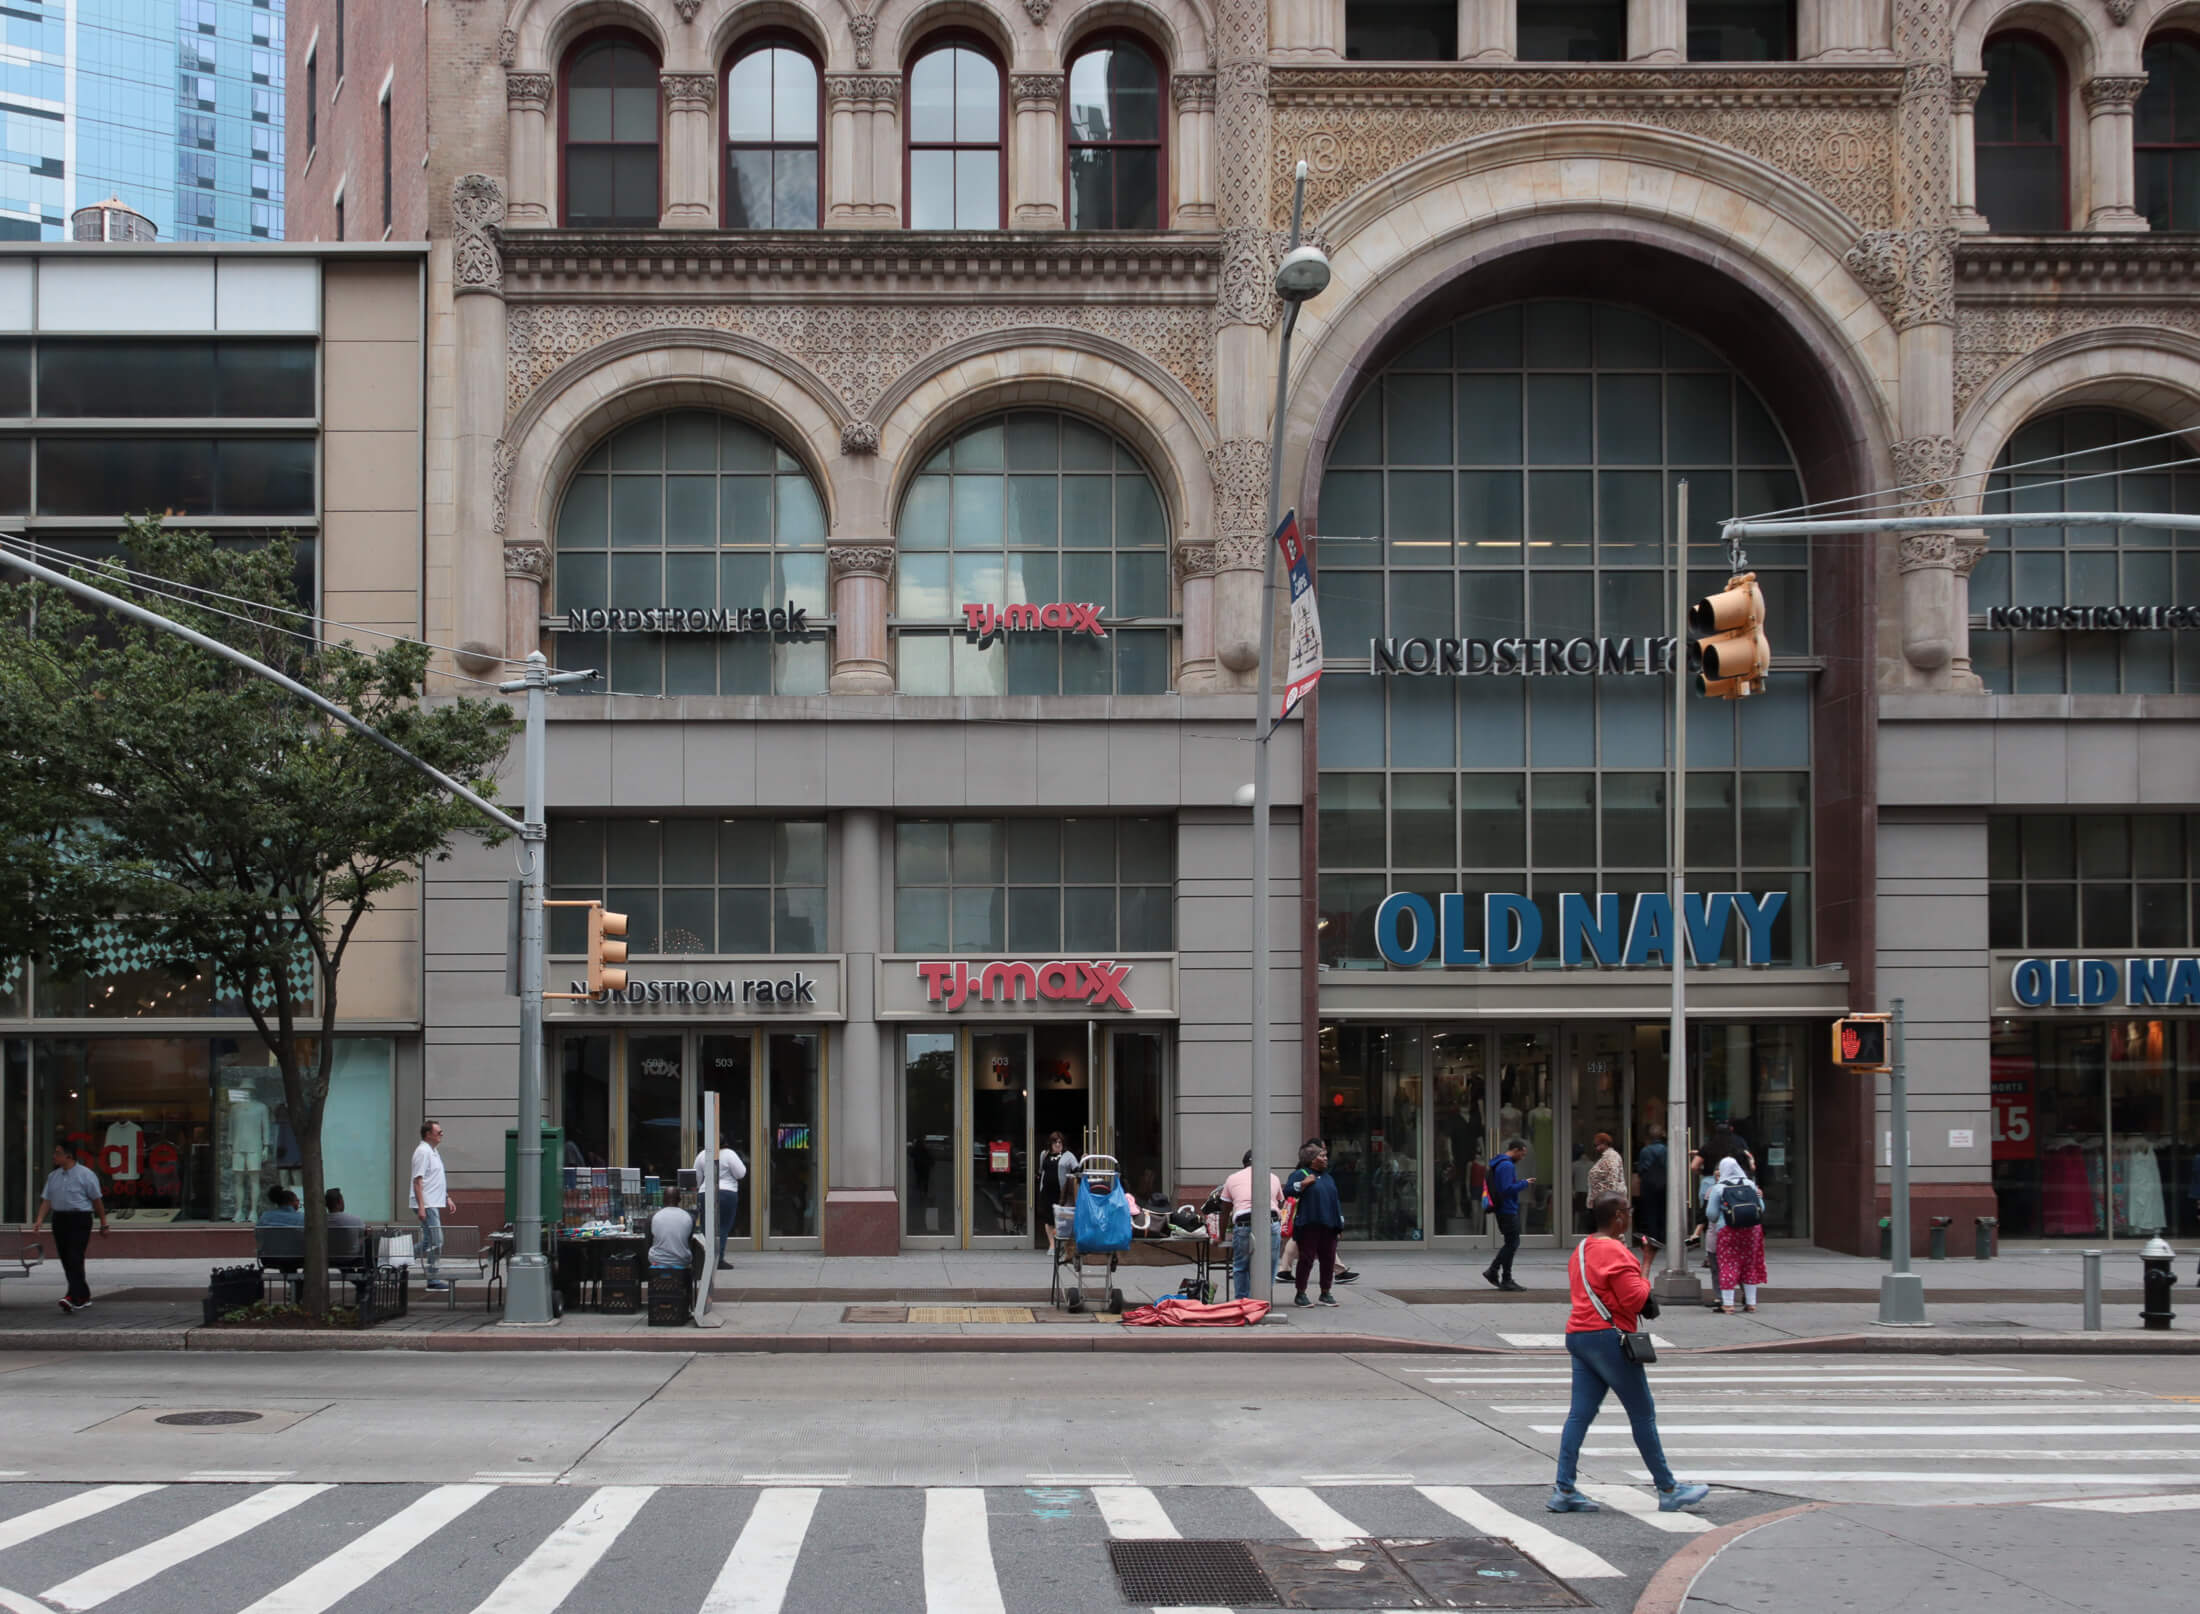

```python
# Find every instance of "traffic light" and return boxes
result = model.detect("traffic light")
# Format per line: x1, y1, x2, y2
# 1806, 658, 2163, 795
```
1831, 1014, 1891, 1071
1690, 571, 1770, 699
587, 904, 629, 995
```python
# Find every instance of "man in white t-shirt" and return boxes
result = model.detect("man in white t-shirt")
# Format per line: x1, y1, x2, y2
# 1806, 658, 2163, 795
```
694, 1134, 747, 1270
411, 1120, 449, 1292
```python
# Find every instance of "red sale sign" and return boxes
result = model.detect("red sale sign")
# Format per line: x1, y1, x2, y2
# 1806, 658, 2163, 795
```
1990, 1058, 2035, 1160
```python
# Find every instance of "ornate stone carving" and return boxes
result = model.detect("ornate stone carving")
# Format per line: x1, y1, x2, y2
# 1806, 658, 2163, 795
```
1843, 227, 1955, 329
497, 28, 517, 68
1174, 542, 1220, 581
848, 9, 877, 70
1215, 227, 1273, 328
1951, 73, 1987, 114
1011, 73, 1065, 107
1890, 435, 1959, 517
505, 73, 552, 112
674, 0, 703, 21
1897, 530, 1986, 574
841, 419, 880, 455
1172, 74, 1217, 111
1206, 438, 1269, 568
662, 72, 716, 112
2082, 77, 2150, 114
2107, 0, 2139, 23
503, 542, 550, 582
1269, 68, 1907, 230
491, 438, 515, 536
506, 301, 1218, 424
826, 74, 901, 105
1022, 0, 1052, 24
450, 173, 505, 293
828, 544, 896, 581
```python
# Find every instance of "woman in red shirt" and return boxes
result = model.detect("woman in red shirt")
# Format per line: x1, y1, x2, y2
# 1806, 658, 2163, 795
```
1549, 1192, 1711, 1515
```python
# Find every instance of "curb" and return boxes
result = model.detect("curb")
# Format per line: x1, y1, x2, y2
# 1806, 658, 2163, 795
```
1666, 1330, 2200, 1355
1631, 1501, 1824, 1614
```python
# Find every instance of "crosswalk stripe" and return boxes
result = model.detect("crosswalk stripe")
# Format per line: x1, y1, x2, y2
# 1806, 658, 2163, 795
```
924, 1488, 1005, 1614
43, 1484, 332, 1611
1573, 1484, 1712, 1534
699, 1488, 820, 1614
1492, 1400, 2125, 1414
1426, 1373, 2075, 1385
1550, 1423, 2200, 1435
1641, 1471, 2200, 1485
237, 1484, 497, 1614
2041, 1492, 2200, 1513
1251, 1486, 1365, 1550
1596, 1447, 2200, 1461
470, 1486, 656, 1614
0, 1486, 163, 1554
1416, 1485, 1623, 1579
1092, 1487, 1179, 1540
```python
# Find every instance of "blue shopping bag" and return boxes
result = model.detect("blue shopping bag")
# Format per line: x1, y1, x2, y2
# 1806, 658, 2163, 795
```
1073, 1177, 1133, 1253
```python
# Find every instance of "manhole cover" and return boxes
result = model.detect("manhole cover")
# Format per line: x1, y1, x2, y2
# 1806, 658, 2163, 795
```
1254, 1542, 1432, 1608
1382, 1538, 1590, 1608
155, 1411, 264, 1427
1109, 1540, 1281, 1606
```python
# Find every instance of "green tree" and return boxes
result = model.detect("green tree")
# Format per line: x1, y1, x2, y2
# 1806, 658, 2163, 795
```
0, 522, 515, 1317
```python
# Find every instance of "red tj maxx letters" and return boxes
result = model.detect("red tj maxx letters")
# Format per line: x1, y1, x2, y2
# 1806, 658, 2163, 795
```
917, 959, 1135, 1012
959, 602, 1107, 643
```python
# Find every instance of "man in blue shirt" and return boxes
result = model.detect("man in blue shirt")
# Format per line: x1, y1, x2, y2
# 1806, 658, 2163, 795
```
29, 1141, 109, 1314
1482, 1138, 1535, 1292
257, 1188, 305, 1228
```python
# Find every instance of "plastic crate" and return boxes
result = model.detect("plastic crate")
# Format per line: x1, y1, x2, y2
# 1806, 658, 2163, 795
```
647, 1270, 689, 1327
600, 1249, 642, 1314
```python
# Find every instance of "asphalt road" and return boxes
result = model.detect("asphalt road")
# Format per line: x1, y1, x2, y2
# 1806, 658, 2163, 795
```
0, 1349, 2191, 1612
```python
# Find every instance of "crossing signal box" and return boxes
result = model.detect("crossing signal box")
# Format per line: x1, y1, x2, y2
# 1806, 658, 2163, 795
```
587, 904, 629, 994
1832, 1014, 1891, 1071
1690, 571, 1770, 699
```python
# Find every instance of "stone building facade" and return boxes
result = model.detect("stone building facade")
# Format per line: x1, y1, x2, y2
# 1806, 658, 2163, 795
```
275, 0, 2200, 1256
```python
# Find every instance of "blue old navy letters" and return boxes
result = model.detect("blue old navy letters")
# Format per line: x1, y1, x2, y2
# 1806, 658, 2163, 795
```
2009, 955, 2200, 1008
1373, 890, 1787, 969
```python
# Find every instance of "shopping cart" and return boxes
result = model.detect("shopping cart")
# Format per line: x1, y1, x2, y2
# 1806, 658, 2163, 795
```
1049, 1153, 1128, 1314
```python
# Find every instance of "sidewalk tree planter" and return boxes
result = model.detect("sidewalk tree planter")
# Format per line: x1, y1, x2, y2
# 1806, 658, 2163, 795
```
0, 522, 515, 1321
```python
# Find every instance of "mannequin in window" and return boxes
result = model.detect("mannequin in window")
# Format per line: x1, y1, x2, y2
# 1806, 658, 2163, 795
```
228, 1093, 271, 1223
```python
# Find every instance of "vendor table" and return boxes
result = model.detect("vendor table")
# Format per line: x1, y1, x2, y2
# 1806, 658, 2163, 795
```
554, 1233, 649, 1313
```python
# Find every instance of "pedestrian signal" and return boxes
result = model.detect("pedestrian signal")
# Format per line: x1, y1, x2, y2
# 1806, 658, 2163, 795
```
1832, 1014, 1891, 1071
1690, 572, 1770, 699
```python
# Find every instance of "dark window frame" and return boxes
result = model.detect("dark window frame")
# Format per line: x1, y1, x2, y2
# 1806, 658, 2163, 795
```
903, 31, 1008, 230
303, 48, 316, 153
1987, 812, 2199, 951
1977, 31, 2071, 232
334, 0, 345, 83
2136, 32, 2200, 231
1685, 0, 1798, 62
379, 88, 392, 235
720, 31, 824, 230
1063, 30, 1169, 231
559, 27, 664, 229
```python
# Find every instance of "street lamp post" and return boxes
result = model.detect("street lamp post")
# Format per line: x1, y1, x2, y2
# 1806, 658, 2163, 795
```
1247, 161, 1331, 1304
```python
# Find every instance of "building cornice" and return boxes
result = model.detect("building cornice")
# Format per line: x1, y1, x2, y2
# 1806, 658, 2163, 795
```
1955, 236, 2200, 298
1266, 64, 1909, 107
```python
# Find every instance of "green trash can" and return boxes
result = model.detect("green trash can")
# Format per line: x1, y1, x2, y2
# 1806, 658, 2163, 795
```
505, 1126, 565, 1231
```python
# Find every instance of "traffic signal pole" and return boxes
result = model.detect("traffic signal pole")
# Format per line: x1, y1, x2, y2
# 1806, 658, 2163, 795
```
1880, 998, 1927, 1325
1660, 482, 1695, 1300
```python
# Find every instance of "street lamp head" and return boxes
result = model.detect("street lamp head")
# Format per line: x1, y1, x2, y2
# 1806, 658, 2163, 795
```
1274, 243, 1331, 304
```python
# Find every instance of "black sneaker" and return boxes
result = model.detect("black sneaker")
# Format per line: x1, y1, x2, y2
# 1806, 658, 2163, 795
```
1334, 1269, 1360, 1284
1316, 1293, 1340, 1306
57, 1298, 75, 1315
1481, 1268, 1502, 1289
1294, 1292, 1312, 1306
1499, 1280, 1528, 1292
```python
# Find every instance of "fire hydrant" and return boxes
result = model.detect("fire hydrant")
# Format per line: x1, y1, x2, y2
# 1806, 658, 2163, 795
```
2141, 1237, 2178, 1331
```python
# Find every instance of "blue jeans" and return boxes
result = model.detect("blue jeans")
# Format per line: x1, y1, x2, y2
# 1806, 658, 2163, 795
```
713, 1188, 739, 1266
1556, 1329, 1675, 1492
416, 1206, 444, 1279
1231, 1217, 1279, 1299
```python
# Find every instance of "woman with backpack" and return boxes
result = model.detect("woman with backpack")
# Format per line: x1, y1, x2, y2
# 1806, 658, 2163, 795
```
1707, 1154, 1768, 1313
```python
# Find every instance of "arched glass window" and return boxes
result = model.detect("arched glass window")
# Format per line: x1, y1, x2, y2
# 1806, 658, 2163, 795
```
1314, 300, 1813, 971
553, 410, 829, 695
907, 41, 1002, 229
1687, 0, 1795, 60
2137, 36, 2200, 230
1977, 35, 2067, 232
1972, 408, 2200, 694
893, 411, 1171, 694
563, 33, 661, 227
1343, 2, 1456, 60
1516, 0, 1623, 61
1066, 37, 1165, 230
725, 40, 820, 229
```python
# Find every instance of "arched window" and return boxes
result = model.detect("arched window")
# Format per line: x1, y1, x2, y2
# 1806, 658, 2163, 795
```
2137, 36, 2200, 230
1687, 0, 1795, 61
1976, 35, 2067, 232
562, 33, 661, 227
553, 410, 829, 695
1972, 408, 2200, 694
893, 411, 1171, 694
1066, 37, 1165, 230
1343, 2, 1457, 60
907, 39, 1002, 229
1516, 0, 1623, 61
725, 39, 820, 229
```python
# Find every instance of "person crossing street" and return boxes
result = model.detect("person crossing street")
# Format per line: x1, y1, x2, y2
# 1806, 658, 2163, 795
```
1482, 1138, 1533, 1291
29, 1141, 108, 1314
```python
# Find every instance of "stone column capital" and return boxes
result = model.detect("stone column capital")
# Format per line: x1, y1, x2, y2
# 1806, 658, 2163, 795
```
826, 73, 901, 108
1951, 72, 1988, 113
661, 71, 716, 112
2082, 75, 2150, 114
1011, 72, 1064, 108
503, 542, 550, 582
1897, 529, 1989, 575
1172, 73, 1218, 110
828, 543, 897, 581
1174, 541, 1220, 581
506, 72, 552, 112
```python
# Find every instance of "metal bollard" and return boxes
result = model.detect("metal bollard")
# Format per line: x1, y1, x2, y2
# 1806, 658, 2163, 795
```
2082, 1249, 2102, 1331
1974, 1216, 1997, 1260
2142, 1237, 2178, 1332
1878, 1217, 1892, 1261
1929, 1216, 1952, 1260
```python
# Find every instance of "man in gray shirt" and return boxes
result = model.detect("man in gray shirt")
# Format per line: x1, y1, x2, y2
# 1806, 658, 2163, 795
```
29, 1141, 108, 1313
649, 1203, 695, 1273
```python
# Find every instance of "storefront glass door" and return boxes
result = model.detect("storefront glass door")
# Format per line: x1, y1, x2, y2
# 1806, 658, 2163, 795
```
969, 1029, 1030, 1242
699, 1033, 753, 1239
1430, 1031, 1487, 1237
1497, 1031, 1557, 1238
1108, 1030, 1168, 1208
902, 1032, 956, 1242
1567, 1025, 1636, 1237
4, 1038, 26, 1225
625, 1034, 686, 1185
766, 1032, 821, 1238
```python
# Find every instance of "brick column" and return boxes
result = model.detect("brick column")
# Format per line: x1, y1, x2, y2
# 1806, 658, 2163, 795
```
660, 71, 717, 227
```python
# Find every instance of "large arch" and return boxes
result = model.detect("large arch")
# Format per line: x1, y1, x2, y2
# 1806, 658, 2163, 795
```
1955, 330, 2200, 491
503, 0, 678, 73
878, 0, 1019, 68
1952, 0, 2113, 75
1050, 0, 1215, 68
705, 0, 836, 67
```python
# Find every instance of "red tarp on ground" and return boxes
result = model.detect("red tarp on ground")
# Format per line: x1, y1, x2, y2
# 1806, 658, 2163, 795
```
1118, 1297, 1271, 1327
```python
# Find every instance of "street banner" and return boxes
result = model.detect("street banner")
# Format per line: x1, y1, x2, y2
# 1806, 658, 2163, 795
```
1274, 509, 1322, 720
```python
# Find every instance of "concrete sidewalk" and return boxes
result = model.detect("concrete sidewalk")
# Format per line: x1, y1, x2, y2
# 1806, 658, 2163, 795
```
0, 1241, 2191, 1352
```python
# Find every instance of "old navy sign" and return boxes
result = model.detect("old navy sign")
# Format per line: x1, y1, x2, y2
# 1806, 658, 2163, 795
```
960, 602, 1107, 644
918, 958, 1133, 1011
1373, 636, 1679, 676
571, 973, 818, 1006
2009, 955, 2200, 1008
1373, 890, 1788, 969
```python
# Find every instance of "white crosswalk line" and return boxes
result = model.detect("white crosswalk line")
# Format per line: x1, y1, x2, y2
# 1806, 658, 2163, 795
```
1601, 1448, 2200, 1461
237, 1483, 497, 1614
1573, 1484, 1712, 1534
1644, 1470, 2200, 1485
1092, 1487, 1179, 1540
1427, 1373, 2075, 1385
1251, 1486, 1367, 1551
699, 1488, 820, 1614
1416, 1485, 1623, 1579
924, 1488, 1005, 1614
0, 1486, 163, 1554
1551, 1422, 2200, 1435
470, 1486, 656, 1614
2041, 1492, 2200, 1513
1500, 1333, 1672, 1350
43, 1484, 332, 1611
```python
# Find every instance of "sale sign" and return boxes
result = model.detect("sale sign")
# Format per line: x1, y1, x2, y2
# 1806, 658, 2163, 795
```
1989, 1057, 2036, 1160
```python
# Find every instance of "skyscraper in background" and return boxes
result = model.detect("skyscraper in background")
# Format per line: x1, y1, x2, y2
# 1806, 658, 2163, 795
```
0, 0, 282, 242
